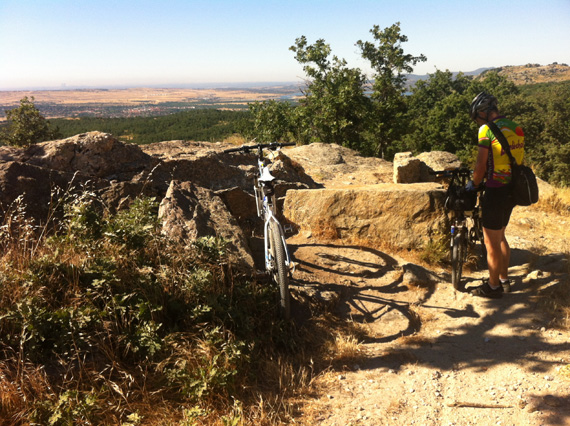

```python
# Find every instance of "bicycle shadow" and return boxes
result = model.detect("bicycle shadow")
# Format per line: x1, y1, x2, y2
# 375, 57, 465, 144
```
287, 240, 482, 342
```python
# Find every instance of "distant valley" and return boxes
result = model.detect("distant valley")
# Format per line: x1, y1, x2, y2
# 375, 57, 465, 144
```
1, 63, 569, 120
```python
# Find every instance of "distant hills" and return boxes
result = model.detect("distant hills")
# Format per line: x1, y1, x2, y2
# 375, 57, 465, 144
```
407, 63, 570, 86
488, 63, 570, 85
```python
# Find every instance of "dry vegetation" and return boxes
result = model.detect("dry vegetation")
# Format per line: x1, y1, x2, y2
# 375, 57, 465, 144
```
485, 63, 570, 85
0, 87, 299, 108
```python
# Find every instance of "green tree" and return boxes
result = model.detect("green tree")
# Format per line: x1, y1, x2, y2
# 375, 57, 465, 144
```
357, 22, 427, 158
247, 100, 295, 142
289, 36, 371, 149
1, 96, 61, 147
400, 70, 474, 157
522, 82, 570, 185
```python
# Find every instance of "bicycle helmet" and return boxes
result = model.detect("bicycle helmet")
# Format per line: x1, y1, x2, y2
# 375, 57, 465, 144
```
469, 91, 498, 121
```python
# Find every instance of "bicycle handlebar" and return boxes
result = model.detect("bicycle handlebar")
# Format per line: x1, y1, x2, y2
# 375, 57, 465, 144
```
223, 142, 296, 154
431, 167, 485, 192
429, 167, 472, 178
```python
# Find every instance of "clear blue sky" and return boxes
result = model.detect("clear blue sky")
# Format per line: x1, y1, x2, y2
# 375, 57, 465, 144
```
1, 0, 569, 90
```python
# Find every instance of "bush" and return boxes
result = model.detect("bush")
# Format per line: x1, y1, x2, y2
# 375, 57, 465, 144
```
0, 193, 297, 425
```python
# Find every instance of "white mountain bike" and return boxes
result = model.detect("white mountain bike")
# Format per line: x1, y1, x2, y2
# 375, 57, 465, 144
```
223, 142, 296, 319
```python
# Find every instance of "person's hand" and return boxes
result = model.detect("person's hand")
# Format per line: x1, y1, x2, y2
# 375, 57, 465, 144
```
465, 180, 476, 192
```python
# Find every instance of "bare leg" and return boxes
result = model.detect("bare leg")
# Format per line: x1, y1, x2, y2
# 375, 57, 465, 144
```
483, 227, 507, 288
499, 234, 510, 281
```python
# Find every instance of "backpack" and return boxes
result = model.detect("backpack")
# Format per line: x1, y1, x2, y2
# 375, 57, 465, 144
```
486, 121, 539, 206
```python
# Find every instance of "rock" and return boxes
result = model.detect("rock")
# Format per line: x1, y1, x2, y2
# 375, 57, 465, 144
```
23, 132, 157, 180
0, 161, 97, 224
158, 180, 254, 270
402, 263, 439, 287
416, 151, 462, 175
393, 152, 422, 183
98, 180, 161, 213
283, 183, 448, 250
215, 186, 258, 225
282, 143, 392, 187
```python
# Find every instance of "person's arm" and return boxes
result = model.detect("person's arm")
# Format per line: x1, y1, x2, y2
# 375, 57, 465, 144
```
472, 146, 488, 186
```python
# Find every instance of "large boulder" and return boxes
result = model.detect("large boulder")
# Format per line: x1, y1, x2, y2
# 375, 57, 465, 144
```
416, 151, 461, 174
281, 143, 393, 187
23, 132, 157, 180
393, 151, 462, 184
283, 183, 447, 250
0, 161, 99, 224
158, 180, 255, 270
393, 152, 422, 183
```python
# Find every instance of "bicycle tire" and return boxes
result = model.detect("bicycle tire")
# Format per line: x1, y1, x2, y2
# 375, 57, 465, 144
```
451, 230, 467, 291
269, 220, 290, 319
477, 220, 488, 269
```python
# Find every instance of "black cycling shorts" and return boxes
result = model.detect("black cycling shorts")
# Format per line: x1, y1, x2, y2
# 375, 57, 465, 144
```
481, 185, 515, 230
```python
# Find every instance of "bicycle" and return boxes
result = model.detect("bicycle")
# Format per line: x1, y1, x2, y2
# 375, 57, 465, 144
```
432, 168, 486, 291
223, 142, 296, 319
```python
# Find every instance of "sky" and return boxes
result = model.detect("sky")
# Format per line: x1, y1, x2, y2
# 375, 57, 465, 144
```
1, 0, 569, 90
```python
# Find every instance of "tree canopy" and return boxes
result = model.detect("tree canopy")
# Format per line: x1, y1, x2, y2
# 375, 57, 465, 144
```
1, 96, 61, 147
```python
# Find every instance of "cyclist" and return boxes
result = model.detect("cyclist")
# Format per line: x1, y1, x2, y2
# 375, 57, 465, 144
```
466, 92, 524, 298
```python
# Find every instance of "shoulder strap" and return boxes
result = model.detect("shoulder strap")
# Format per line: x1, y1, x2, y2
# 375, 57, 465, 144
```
486, 120, 518, 166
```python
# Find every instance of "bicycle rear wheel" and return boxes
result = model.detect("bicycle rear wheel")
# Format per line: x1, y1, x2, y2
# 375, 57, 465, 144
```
476, 219, 487, 269
451, 229, 468, 291
269, 221, 290, 319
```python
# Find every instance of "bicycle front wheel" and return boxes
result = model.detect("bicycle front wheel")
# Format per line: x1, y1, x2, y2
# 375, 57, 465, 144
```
451, 229, 468, 291
269, 220, 290, 319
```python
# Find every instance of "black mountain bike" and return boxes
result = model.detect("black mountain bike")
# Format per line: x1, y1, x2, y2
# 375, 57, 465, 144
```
432, 168, 486, 291
223, 142, 296, 319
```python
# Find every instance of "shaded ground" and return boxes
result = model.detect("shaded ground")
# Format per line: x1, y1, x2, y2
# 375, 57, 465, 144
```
286, 205, 570, 426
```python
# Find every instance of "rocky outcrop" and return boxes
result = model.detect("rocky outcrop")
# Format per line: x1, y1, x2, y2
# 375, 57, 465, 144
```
283, 183, 447, 250
24, 132, 157, 180
158, 181, 255, 269
282, 143, 393, 187
0, 132, 317, 273
393, 151, 461, 184
416, 151, 462, 174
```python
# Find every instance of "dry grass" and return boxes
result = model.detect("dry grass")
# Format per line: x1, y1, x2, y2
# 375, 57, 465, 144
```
532, 187, 570, 215
0, 87, 298, 108
222, 134, 248, 146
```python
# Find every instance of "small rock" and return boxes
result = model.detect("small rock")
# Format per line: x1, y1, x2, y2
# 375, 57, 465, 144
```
544, 394, 562, 407
525, 397, 541, 412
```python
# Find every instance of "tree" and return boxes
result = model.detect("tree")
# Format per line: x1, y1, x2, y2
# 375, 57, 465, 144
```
247, 100, 295, 142
357, 22, 427, 158
400, 70, 474, 157
522, 82, 570, 185
289, 36, 371, 149
1, 96, 61, 147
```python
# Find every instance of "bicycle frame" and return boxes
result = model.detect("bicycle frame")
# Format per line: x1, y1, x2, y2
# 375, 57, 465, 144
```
432, 168, 486, 289
224, 141, 296, 318
254, 157, 293, 273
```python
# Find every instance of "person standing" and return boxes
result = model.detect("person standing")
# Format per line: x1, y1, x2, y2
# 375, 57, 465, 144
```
466, 92, 525, 298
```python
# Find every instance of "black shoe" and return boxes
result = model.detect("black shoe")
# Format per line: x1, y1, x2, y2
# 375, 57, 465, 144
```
501, 279, 511, 293
471, 280, 503, 299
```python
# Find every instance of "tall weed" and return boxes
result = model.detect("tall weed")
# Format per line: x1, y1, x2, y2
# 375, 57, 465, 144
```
0, 193, 300, 425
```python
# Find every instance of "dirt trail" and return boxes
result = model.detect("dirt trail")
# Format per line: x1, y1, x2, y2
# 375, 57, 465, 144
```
288, 206, 570, 426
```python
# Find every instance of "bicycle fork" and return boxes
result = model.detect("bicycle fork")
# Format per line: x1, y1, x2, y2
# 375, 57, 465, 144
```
263, 216, 294, 273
